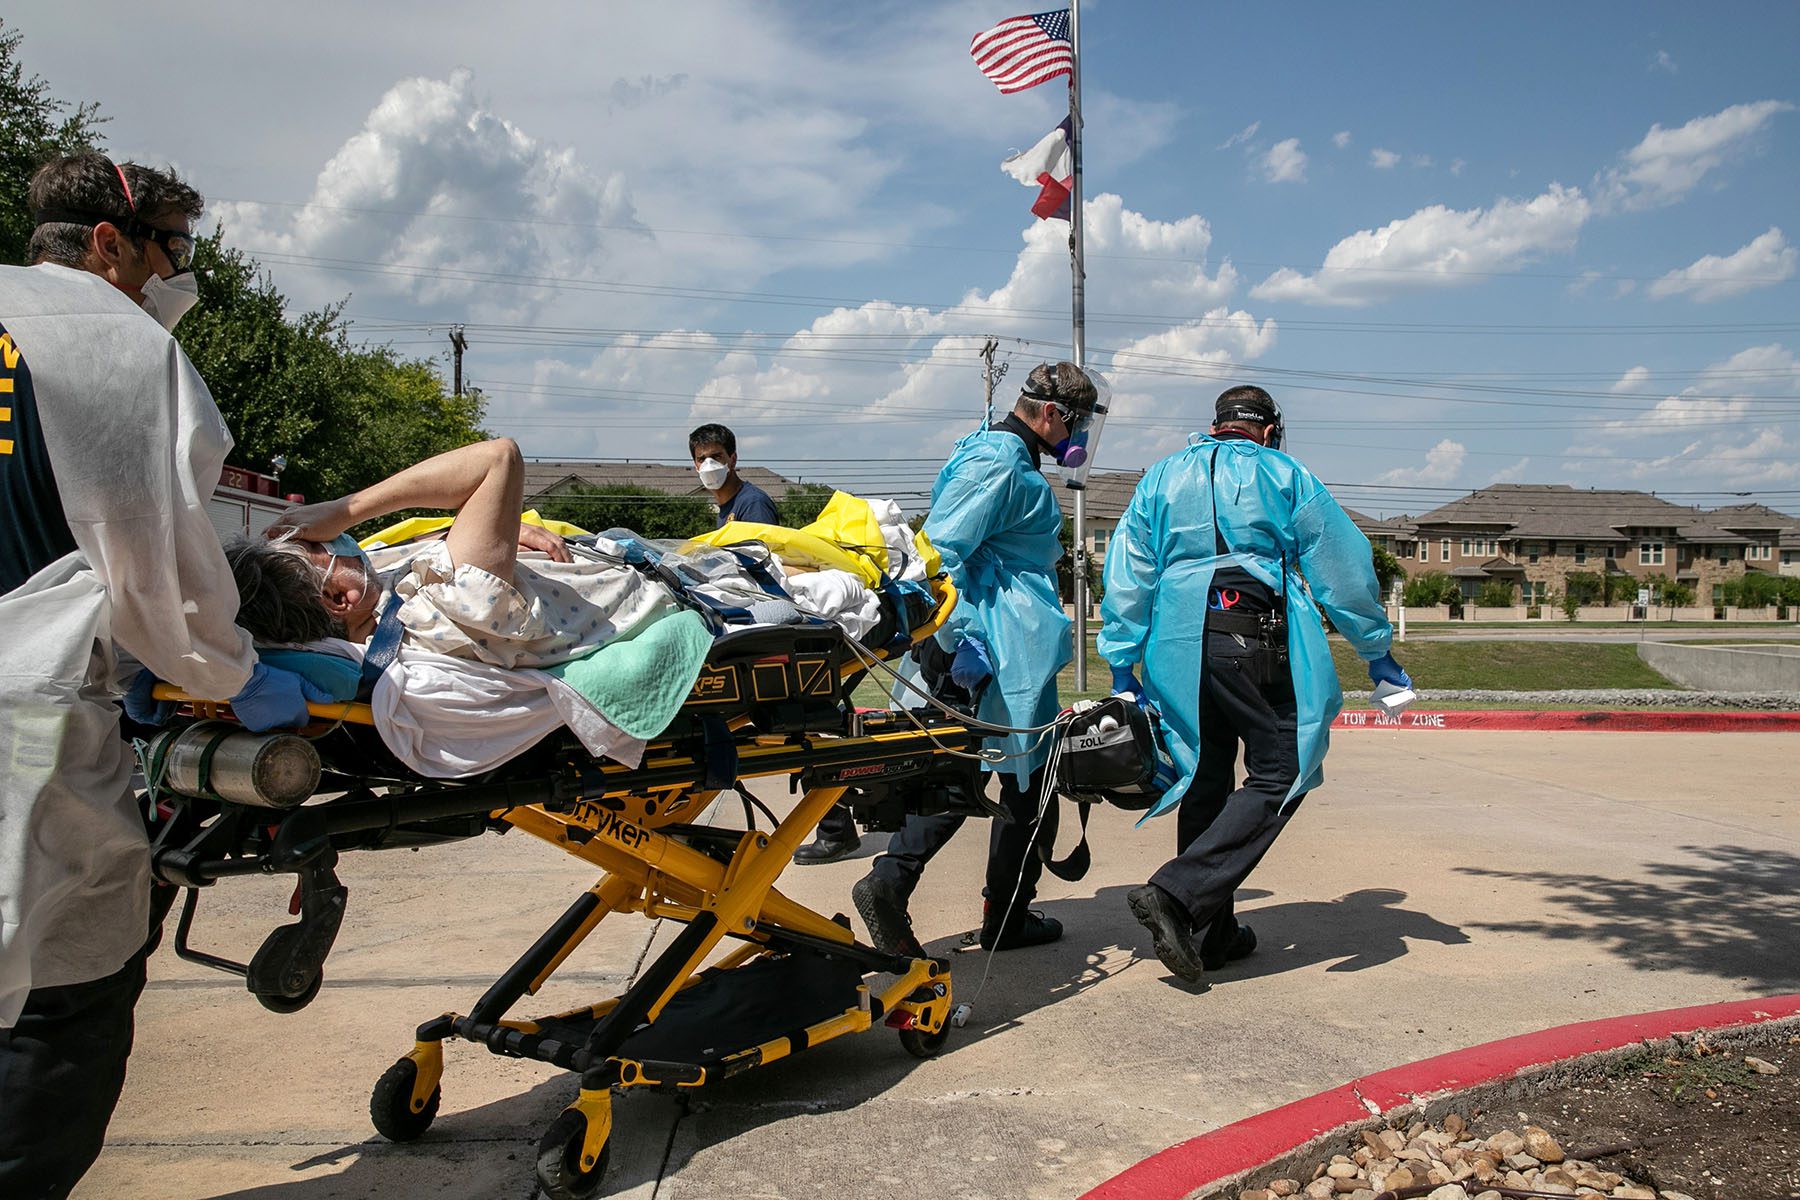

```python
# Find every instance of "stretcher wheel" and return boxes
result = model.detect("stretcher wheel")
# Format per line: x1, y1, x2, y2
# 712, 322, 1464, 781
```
535, 1109, 611, 1200
370, 1057, 441, 1142
254, 970, 323, 1013
898, 1023, 950, 1059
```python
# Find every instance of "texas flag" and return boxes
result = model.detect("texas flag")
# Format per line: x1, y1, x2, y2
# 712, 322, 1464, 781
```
1000, 117, 1073, 221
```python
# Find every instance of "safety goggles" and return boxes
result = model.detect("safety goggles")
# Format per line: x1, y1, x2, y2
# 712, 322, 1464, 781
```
31, 207, 197, 275
1050, 401, 1091, 436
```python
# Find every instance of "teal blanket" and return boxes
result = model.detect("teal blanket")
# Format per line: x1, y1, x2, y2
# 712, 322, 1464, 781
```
544, 610, 713, 740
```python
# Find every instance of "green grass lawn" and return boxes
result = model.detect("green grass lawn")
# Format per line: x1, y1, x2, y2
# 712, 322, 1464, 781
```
856, 635, 1682, 709
1324, 638, 1677, 691
1043, 637, 1676, 702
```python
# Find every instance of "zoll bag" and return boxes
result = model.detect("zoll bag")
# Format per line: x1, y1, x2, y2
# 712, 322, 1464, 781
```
1043, 698, 1175, 882
1055, 696, 1158, 807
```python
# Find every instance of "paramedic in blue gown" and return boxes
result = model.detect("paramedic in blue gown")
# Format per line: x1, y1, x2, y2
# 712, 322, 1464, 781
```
852, 362, 1097, 954
0, 154, 324, 1198
1102, 386, 1409, 985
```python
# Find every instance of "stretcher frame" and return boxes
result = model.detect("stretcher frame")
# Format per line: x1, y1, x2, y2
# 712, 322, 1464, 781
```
147, 577, 981, 1199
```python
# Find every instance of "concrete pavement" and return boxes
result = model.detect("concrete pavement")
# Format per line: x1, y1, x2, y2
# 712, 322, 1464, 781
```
76, 731, 1800, 1200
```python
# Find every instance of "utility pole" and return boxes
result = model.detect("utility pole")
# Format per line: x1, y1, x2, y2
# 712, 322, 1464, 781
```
449, 326, 469, 397
979, 337, 1008, 427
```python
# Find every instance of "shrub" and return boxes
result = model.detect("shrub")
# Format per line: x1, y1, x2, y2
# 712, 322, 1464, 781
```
1475, 579, 1516, 608
1403, 571, 1460, 607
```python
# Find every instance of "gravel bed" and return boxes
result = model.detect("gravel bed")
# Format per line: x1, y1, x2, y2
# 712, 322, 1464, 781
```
1342, 689, 1800, 710
1221, 1032, 1798, 1200
1232, 1111, 1662, 1199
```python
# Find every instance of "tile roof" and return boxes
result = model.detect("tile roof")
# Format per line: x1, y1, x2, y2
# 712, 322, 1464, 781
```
1410, 483, 1782, 543
1051, 468, 1144, 523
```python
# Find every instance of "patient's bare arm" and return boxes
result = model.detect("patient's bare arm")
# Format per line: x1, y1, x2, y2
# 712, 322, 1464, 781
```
269, 439, 529, 579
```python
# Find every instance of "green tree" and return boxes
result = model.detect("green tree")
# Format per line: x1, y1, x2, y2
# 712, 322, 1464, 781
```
1563, 571, 1603, 605
1475, 579, 1517, 608
775, 482, 834, 528
1371, 544, 1402, 598
1402, 571, 1460, 607
535, 483, 714, 540
1603, 571, 1636, 605
0, 20, 106, 265
1642, 573, 1693, 607
1561, 590, 1581, 622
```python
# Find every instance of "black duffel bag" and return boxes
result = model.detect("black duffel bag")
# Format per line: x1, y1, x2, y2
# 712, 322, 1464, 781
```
1042, 697, 1173, 881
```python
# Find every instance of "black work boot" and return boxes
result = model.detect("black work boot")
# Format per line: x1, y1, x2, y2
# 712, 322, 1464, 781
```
978, 900, 1064, 951
1127, 883, 1205, 984
1201, 922, 1257, 972
853, 874, 925, 959
794, 831, 861, 865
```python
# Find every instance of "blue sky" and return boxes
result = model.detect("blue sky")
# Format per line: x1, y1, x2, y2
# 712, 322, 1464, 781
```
10, 1, 1798, 517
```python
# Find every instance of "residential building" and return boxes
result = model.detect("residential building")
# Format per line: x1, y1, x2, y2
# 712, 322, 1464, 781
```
1389, 484, 1794, 606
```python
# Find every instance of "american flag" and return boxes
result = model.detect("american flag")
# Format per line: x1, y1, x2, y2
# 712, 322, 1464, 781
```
969, 10, 1073, 95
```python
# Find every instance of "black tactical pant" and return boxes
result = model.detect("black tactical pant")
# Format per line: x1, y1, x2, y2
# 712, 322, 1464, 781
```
1150, 629, 1305, 953
0, 886, 174, 1199
868, 767, 1055, 915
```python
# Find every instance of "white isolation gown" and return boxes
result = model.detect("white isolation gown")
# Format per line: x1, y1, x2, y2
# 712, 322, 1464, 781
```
0, 264, 255, 1025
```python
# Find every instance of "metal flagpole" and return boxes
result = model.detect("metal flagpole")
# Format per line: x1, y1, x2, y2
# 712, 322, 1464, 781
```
1067, 0, 1089, 691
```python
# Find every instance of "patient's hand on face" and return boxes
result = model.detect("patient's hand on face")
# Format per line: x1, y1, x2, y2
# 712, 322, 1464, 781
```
266, 498, 354, 544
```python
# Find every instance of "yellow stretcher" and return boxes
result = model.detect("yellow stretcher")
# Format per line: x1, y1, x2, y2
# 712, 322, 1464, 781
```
142, 575, 993, 1199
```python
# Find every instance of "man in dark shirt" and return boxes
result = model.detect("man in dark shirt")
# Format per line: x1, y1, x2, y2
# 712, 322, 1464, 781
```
690, 423, 779, 527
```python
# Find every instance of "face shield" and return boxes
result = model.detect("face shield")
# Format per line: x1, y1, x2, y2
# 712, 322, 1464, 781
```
1051, 367, 1110, 489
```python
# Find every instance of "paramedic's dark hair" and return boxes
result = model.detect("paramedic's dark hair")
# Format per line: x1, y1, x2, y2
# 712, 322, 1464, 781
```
688, 424, 737, 457
1017, 361, 1098, 420
1214, 384, 1277, 424
26, 153, 205, 268
225, 538, 338, 646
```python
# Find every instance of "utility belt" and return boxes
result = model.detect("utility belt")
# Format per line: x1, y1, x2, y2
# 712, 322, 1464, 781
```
1205, 607, 1290, 685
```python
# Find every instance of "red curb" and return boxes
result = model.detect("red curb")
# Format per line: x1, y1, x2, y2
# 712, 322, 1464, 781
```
1333, 709, 1800, 732
1081, 993, 1800, 1200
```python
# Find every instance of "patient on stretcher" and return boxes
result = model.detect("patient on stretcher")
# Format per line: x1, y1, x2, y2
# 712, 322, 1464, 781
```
227, 439, 684, 668
216, 439, 930, 779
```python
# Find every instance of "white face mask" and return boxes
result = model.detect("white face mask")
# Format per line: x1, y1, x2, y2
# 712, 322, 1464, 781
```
140, 271, 199, 332
696, 458, 730, 489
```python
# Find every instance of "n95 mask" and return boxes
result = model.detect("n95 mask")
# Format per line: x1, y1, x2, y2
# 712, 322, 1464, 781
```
140, 271, 199, 332
696, 458, 729, 489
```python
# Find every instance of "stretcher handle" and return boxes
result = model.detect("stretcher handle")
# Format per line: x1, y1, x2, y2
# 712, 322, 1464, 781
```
917, 576, 958, 644
150, 683, 377, 727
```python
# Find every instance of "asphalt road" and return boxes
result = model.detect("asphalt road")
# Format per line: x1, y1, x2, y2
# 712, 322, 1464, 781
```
77, 730, 1800, 1200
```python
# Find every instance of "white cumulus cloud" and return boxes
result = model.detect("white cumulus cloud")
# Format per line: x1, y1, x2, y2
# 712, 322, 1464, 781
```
215, 69, 642, 315
1332, 130, 1352, 149
1261, 138, 1308, 183
1601, 344, 1800, 437
1369, 147, 1400, 169
1376, 439, 1466, 486
1610, 365, 1653, 393
1249, 184, 1591, 307
1648, 227, 1797, 302
1597, 99, 1794, 209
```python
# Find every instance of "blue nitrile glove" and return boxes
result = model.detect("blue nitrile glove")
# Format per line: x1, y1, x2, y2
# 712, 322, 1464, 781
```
949, 637, 993, 689
1109, 665, 1146, 705
1367, 652, 1412, 690
229, 663, 334, 732
123, 669, 176, 726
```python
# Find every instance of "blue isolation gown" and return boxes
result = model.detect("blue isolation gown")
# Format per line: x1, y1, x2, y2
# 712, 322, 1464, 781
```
1098, 436, 1393, 817
925, 428, 1071, 786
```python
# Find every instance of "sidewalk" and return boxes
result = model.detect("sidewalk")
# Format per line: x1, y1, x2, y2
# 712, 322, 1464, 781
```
78, 732, 1800, 1199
